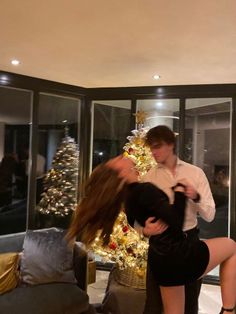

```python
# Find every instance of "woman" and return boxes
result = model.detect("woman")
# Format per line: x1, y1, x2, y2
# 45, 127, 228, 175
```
67, 156, 236, 314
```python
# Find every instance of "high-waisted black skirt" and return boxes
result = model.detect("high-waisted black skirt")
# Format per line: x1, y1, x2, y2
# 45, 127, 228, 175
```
148, 233, 210, 287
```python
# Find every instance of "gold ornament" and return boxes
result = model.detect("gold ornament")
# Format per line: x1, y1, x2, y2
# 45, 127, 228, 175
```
133, 138, 143, 145
136, 268, 146, 278
133, 110, 148, 126
120, 236, 128, 245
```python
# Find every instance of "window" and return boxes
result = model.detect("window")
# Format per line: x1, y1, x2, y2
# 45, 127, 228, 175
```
0, 86, 32, 235
36, 93, 81, 229
185, 99, 232, 279
91, 100, 131, 170
136, 99, 180, 130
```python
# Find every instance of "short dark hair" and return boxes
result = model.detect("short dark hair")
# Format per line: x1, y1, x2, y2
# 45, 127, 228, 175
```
145, 125, 176, 147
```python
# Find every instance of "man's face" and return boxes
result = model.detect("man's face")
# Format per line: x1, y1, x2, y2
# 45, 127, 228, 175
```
149, 141, 174, 163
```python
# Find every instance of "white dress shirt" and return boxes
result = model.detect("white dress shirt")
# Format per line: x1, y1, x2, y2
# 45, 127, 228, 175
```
142, 158, 215, 231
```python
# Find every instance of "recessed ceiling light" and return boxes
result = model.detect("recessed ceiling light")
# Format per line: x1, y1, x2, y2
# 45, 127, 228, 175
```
11, 59, 20, 65
153, 74, 161, 80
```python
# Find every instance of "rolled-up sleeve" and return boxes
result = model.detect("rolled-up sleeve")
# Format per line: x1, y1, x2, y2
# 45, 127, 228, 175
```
194, 168, 215, 222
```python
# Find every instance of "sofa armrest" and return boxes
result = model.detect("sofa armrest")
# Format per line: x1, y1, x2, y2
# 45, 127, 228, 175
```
0, 232, 25, 253
73, 242, 88, 291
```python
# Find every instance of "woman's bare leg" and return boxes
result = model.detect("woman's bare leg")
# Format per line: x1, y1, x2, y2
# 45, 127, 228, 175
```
160, 285, 185, 314
202, 237, 236, 313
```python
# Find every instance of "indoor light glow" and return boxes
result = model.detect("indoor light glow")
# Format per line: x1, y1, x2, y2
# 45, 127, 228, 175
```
0, 75, 8, 81
0, 75, 9, 84
153, 74, 161, 80
11, 59, 20, 65
146, 115, 180, 120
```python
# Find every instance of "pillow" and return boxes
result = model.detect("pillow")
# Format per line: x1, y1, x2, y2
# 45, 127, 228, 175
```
0, 252, 19, 294
20, 228, 76, 285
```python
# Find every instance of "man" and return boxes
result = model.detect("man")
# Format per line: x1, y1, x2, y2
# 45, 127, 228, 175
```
141, 125, 215, 314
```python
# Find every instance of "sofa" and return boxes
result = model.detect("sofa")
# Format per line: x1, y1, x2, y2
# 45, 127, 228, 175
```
0, 230, 96, 314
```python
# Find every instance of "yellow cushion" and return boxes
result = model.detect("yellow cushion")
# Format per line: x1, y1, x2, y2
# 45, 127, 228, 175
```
0, 253, 19, 294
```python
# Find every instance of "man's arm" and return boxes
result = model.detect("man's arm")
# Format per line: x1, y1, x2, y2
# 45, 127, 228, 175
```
194, 169, 215, 222
179, 169, 215, 222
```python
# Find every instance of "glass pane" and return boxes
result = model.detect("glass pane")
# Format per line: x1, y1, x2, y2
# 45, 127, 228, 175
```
185, 99, 231, 278
137, 99, 180, 129
91, 100, 131, 268
0, 86, 32, 235
136, 99, 180, 151
91, 100, 131, 170
36, 93, 81, 229
185, 99, 231, 238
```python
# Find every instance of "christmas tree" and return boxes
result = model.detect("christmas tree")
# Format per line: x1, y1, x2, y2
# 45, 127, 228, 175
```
37, 129, 79, 218
123, 110, 155, 179
91, 211, 148, 272
91, 111, 155, 284
123, 127, 156, 179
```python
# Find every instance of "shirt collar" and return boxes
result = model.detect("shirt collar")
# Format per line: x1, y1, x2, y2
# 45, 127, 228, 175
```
156, 157, 184, 169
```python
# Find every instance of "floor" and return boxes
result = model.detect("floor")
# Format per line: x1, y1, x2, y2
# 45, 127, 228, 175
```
87, 270, 222, 314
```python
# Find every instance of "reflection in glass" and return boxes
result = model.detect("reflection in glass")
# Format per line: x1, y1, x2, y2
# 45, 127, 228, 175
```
91, 100, 131, 170
136, 99, 180, 151
137, 99, 180, 130
185, 99, 231, 239
36, 93, 81, 229
185, 99, 231, 279
0, 86, 32, 235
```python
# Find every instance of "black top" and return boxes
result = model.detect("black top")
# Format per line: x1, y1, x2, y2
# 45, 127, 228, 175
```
125, 182, 186, 233
124, 182, 210, 286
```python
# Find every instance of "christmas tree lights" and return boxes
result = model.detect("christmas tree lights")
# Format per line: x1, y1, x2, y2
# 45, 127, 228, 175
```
91, 211, 148, 273
123, 127, 156, 179
37, 131, 79, 217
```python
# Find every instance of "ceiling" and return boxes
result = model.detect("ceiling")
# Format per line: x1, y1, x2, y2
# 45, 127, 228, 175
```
1, 0, 236, 88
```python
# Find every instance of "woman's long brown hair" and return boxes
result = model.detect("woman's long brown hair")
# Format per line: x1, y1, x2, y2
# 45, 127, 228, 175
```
66, 163, 125, 247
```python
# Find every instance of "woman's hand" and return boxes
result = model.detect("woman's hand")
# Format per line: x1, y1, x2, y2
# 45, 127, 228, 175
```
143, 217, 168, 237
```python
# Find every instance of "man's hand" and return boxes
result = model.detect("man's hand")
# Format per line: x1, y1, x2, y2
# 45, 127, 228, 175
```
185, 184, 198, 200
177, 179, 198, 200
143, 217, 168, 237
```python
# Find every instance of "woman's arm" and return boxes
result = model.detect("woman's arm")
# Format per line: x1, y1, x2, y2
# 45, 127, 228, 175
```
157, 190, 186, 230
125, 182, 186, 231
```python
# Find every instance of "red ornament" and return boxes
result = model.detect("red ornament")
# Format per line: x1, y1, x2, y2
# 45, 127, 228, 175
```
122, 226, 129, 233
109, 242, 117, 250
128, 148, 134, 154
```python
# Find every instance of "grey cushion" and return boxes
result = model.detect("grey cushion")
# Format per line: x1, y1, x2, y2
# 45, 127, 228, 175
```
20, 228, 76, 285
